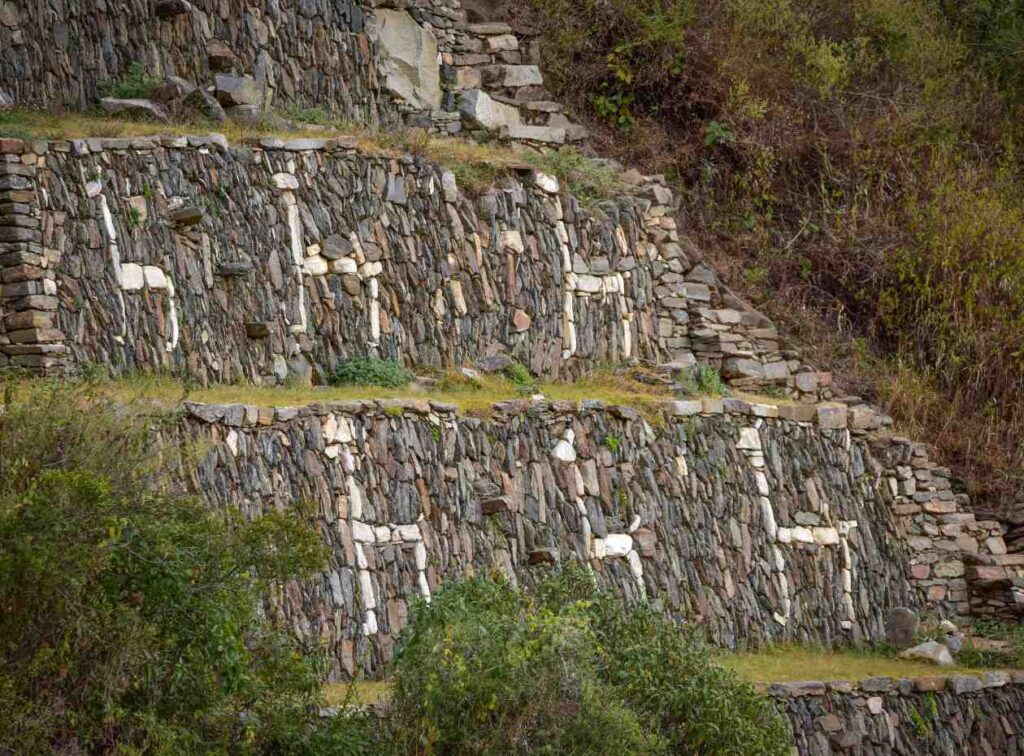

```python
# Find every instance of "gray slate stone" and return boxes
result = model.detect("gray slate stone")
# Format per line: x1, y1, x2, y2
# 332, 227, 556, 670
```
215, 74, 261, 108
884, 607, 919, 649
99, 98, 170, 123
899, 641, 954, 667
368, 9, 442, 110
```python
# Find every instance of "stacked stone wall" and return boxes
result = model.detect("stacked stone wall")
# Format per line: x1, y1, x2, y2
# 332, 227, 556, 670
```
0, 0, 392, 123
0, 1, 586, 147
775, 673, 1024, 754
0, 135, 821, 391
176, 396, 999, 679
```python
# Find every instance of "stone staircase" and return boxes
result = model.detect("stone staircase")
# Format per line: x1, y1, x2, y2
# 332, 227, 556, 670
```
374, 1, 589, 146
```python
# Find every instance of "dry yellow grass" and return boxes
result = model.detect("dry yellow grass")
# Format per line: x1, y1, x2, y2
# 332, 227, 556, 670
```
2, 366, 812, 422
0, 108, 538, 181
2, 369, 680, 419
0, 109, 625, 201
319, 646, 1001, 708
322, 680, 392, 708
719, 646, 996, 683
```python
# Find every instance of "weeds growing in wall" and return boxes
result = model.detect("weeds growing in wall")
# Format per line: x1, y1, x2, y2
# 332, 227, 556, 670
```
98, 61, 160, 100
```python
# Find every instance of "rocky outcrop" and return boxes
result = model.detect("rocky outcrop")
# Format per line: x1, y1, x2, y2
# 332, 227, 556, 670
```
1, 136, 821, 393
369, 9, 443, 111
175, 396, 1001, 679
774, 673, 1024, 754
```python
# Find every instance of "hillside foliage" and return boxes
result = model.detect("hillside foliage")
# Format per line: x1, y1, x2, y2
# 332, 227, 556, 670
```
519, 0, 1024, 511
0, 382, 378, 754
388, 567, 791, 755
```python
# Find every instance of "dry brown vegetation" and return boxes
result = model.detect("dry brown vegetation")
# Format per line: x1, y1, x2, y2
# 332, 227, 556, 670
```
517, 0, 1024, 515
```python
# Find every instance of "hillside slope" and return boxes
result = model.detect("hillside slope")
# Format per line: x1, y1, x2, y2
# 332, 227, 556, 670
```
491, 0, 1024, 518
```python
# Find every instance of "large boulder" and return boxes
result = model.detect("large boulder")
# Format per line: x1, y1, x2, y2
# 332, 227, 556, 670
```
368, 10, 442, 110
899, 641, 955, 667
99, 98, 170, 123
215, 74, 261, 108
884, 607, 919, 649
458, 89, 521, 130
150, 75, 196, 103
183, 87, 226, 123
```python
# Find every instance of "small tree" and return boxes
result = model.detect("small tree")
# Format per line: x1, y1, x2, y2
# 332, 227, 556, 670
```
0, 380, 379, 754
389, 565, 790, 755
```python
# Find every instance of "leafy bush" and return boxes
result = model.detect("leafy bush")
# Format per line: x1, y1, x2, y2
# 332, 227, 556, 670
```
676, 364, 729, 396
389, 566, 790, 755
330, 357, 414, 388
958, 618, 1024, 668
528, 0, 694, 130
602, 433, 622, 452
503, 361, 539, 394
524, 148, 626, 205
0, 380, 378, 754
99, 61, 161, 100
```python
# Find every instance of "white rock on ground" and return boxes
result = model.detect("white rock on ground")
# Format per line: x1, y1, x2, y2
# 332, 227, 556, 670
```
899, 640, 955, 667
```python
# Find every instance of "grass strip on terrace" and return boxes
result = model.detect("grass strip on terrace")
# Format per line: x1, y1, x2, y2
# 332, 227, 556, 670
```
1, 369, 683, 419
718, 645, 997, 683
322, 645, 1005, 709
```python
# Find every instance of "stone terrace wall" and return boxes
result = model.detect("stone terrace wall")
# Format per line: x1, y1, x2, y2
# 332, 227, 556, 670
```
0, 136, 821, 390
176, 396, 998, 679
774, 673, 1024, 755
0, 0, 392, 122
0, 0, 584, 146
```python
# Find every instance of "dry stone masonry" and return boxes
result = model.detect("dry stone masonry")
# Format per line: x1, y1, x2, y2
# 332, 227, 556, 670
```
774, 672, 1024, 755
4, 3, 1023, 752
176, 396, 1003, 679
0, 135, 823, 393
0, 0, 391, 124
0, 0, 584, 146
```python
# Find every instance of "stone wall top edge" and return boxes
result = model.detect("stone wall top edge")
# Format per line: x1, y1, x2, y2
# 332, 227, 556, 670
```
0, 132, 669, 201
180, 396, 891, 435
2, 133, 363, 157
768, 669, 1023, 698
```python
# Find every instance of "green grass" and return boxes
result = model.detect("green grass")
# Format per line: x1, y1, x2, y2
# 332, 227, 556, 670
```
718, 646, 999, 683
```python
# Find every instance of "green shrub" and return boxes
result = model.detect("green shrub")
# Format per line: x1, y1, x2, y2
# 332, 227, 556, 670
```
99, 61, 161, 100
278, 105, 337, 126
530, 0, 694, 130
0, 381, 378, 754
522, 0, 1024, 509
676, 364, 729, 396
503, 361, 539, 394
959, 618, 1024, 668
389, 566, 790, 755
330, 357, 414, 388
524, 148, 626, 205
